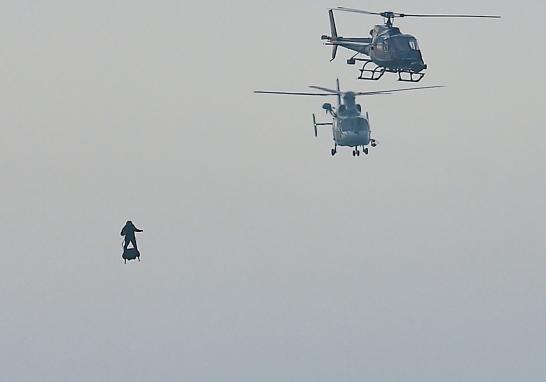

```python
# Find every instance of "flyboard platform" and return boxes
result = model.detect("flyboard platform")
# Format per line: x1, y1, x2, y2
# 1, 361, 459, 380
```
122, 248, 140, 264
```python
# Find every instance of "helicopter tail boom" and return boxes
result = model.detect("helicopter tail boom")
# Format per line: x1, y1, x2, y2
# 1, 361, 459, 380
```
324, 39, 371, 56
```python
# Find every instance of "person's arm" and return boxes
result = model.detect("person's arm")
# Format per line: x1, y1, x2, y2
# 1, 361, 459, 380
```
120, 227, 126, 236
135, 227, 143, 232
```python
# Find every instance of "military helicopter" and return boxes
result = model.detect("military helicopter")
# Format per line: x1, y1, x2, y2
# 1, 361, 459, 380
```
255, 80, 442, 157
322, 7, 500, 82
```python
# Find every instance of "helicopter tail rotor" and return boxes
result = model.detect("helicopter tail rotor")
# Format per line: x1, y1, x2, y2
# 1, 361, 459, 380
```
312, 114, 318, 137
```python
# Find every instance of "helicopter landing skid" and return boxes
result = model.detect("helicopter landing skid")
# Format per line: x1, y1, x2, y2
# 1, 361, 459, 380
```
356, 59, 386, 81
353, 59, 425, 82
397, 70, 425, 82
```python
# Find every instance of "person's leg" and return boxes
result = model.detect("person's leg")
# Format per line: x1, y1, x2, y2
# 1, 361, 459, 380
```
130, 237, 138, 251
123, 238, 129, 251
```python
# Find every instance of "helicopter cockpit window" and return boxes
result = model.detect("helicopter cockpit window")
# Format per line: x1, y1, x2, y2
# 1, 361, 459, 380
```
409, 39, 419, 50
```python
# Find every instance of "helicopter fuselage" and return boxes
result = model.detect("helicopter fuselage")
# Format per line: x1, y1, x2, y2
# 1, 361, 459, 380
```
327, 92, 372, 148
332, 114, 370, 147
368, 27, 426, 72
342, 26, 427, 73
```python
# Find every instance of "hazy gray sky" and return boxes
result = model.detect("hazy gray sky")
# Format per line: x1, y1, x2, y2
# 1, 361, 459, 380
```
0, 1, 544, 381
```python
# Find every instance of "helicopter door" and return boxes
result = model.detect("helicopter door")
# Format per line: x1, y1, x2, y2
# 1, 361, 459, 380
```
333, 120, 342, 142
383, 39, 390, 59
374, 38, 389, 60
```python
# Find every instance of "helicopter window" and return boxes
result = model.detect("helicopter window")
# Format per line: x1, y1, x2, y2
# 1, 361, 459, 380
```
409, 39, 419, 50
383, 40, 389, 51
376, 38, 387, 51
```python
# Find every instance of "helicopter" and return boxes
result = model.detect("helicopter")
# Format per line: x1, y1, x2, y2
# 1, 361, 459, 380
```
255, 80, 442, 157
322, 7, 500, 82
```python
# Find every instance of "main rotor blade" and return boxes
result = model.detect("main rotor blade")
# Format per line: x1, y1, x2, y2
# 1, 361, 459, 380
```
354, 85, 444, 96
308, 86, 340, 94
397, 13, 501, 18
254, 90, 335, 96
335, 7, 382, 16
335, 7, 500, 19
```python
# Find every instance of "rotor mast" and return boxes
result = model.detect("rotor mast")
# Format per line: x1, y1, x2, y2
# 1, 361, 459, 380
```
382, 12, 395, 27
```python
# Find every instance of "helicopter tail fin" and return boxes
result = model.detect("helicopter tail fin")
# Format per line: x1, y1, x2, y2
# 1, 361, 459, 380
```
329, 9, 338, 61
331, 43, 338, 61
321, 10, 373, 58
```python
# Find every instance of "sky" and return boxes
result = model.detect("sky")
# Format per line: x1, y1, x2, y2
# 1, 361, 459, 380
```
0, 0, 545, 381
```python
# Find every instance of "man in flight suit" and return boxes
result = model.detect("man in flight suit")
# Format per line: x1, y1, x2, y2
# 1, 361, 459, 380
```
121, 220, 143, 251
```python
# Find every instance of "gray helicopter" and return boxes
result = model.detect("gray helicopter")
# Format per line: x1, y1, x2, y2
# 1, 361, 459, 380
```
323, 8, 500, 82
255, 80, 442, 157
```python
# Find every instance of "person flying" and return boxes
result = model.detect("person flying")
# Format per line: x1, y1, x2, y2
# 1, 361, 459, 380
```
120, 220, 143, 251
